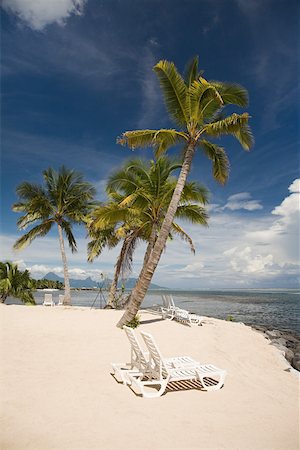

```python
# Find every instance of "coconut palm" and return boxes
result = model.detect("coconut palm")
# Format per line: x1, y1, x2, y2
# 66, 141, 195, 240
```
0, 261, 35, 304
13, 166, 96, 305
88, 157, 209, 308
117, 56, 253, 327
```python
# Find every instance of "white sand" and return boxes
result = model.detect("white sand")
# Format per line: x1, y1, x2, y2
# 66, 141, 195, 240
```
0, 304, 299, 450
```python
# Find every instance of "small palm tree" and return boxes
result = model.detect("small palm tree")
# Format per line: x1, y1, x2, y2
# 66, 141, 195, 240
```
0, 261, 35, 304
88, 157, 208, 308
117, 57, 253, 327
13, 167, 96, 305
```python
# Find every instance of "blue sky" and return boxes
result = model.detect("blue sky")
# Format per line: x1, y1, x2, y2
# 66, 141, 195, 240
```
1, 0, 299, 288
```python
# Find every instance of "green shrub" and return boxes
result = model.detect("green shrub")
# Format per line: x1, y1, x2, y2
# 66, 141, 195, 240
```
125, 315, 141, 329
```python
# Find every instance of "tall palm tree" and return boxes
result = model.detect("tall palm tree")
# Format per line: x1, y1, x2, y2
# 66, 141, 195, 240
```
88, 157, 209, 308
117, 57, 253, 327
0, 261, 35, 304
13, 167, 96, 305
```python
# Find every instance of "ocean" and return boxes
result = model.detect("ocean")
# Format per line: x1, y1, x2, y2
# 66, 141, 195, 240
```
8, 288, 300, 334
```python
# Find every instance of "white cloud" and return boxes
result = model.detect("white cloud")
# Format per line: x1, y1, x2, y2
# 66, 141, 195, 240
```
2, 0, 87, 31
223, 192, 263, 211
137, 49, 162, 129
248, 178, 300, 263
177, 261, 205, 278
223, 246, 274, 274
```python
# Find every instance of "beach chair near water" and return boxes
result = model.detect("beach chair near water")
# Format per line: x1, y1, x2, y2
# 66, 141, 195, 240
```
43, 293, 55, 307
58, 294, 64, 306
127, 331, 227, 398
161, 295, 204, 326
111, 326, 202, 385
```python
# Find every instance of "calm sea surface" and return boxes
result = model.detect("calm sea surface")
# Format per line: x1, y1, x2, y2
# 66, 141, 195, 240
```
8, 289, 300, 334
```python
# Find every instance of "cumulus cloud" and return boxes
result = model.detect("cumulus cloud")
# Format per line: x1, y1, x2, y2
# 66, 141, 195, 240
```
2, 0, 87, 31
223, 246, 274, 274
177, 261, 205, 278
248, 178, 300, 262
223, 192, 263, 211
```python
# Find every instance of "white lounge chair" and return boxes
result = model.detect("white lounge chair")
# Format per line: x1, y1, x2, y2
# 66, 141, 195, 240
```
58, 294, 64, 306
43, 293, 55, 307
161, 295, 204, 326
128, 331, 226, 398
111, 327, 201, 385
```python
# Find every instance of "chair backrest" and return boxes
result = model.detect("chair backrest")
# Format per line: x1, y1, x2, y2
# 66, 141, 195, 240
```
168, 295, 176, 308
123, 326, 148, 368
161, 295, 168, 308
58, 294, 64, 304
140, 331, 168, 377
44, 293, 52, 301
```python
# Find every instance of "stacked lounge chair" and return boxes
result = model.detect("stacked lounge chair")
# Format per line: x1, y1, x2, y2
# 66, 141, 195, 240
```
111, 327, 226, 398
161, 294, 204, 326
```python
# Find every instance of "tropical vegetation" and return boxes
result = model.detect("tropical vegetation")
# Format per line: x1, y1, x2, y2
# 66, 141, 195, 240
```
116, 56, 253, 327
32, 278, 64, 290
0, 261, 35, 304
88, 157, 209, 308
13, 166, 96, 305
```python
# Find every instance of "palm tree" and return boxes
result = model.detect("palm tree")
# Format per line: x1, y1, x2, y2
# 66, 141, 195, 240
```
88, 157, 209, 308
0, 261, 35, 304
13, 166, 96, 305
116, 57, 253, 327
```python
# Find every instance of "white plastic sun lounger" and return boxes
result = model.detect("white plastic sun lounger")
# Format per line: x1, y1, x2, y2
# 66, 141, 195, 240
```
127, 331, 226, 398
161, 295, 204, 326
43, 293, 55, 307
111, 326, 151, 385
111, 326, 201, 385
58, 294, 64, 306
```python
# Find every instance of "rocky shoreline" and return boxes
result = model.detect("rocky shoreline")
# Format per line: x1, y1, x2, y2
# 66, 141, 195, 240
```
251, 325, 300, 372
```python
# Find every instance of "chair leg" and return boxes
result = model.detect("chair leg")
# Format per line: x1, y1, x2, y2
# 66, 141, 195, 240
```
199, 371, 226, 391
128, 374, 169, 398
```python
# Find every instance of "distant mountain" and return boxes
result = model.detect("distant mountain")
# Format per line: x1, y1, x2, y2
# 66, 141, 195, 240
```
43, 272, 166, 290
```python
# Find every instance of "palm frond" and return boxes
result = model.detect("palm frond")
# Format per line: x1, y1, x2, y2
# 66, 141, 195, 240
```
200, 82, 248, 120
212, 82, 249, 107
87, 228, 119, 262
60, 220, 77, 253
117, 129, 187, 154
154, 60, 189, 126
175, 204, 209, 226
13, 221, 53, 250
201, 113, 253, 150
184, 56, 199, 87
171, 222, 195, 254
189, 80, 223, 126
181, 181, 209, 204
198, 140, 230, 184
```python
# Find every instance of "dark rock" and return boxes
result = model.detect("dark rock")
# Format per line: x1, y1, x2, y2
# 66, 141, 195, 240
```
273, 344, 287, 353
291, 356, 300, 371
284, 348, 294, 363
266, 330, 282, 339
295, 344, 300, 354
271, 338, 287, 347
252, 325, 268, 332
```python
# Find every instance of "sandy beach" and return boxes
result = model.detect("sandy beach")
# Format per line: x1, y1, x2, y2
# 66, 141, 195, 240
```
0, 304, 299, 450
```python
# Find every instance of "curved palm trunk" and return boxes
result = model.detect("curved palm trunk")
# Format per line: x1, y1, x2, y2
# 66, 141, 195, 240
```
121, 222, 158, 308
117, 144, 195, 327
106, 238, 130, 309
142, 222, 158, 267
57, 224, 71, 306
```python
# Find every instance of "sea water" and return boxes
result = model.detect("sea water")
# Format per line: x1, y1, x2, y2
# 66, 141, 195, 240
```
8, 288, 300, 334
